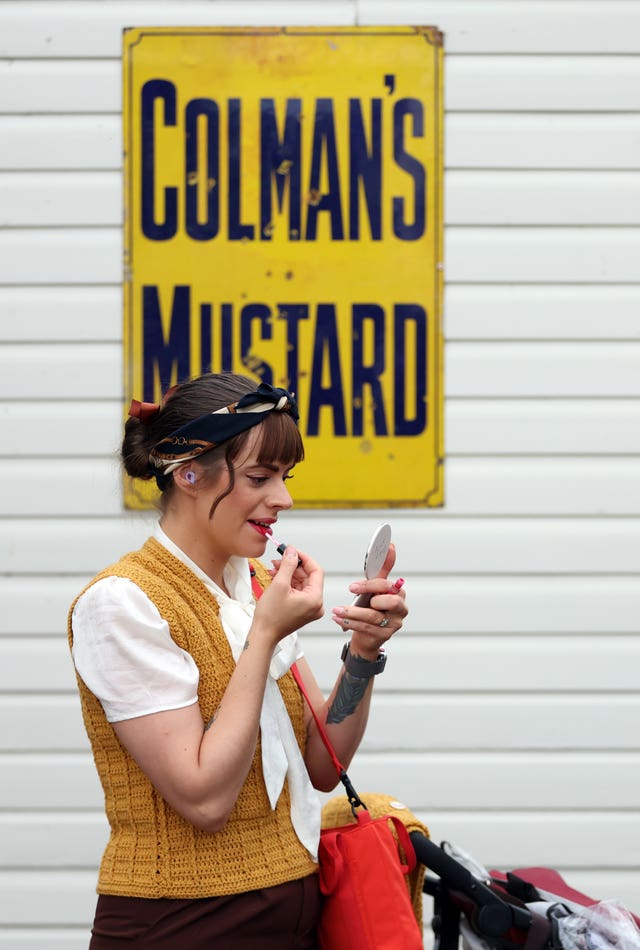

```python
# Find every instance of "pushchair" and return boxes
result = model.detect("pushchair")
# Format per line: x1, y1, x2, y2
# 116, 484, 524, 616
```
410, 832, 640, 950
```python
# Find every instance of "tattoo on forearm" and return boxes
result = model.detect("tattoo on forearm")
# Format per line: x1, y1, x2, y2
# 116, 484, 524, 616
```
326, 672, 369, 724
204, 705, 221, 731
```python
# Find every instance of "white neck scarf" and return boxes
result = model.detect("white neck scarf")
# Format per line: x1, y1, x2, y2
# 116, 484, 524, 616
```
154, 526, 320, 860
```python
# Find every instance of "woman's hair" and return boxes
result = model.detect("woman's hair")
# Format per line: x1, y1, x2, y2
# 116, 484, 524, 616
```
122, 373, 304, 509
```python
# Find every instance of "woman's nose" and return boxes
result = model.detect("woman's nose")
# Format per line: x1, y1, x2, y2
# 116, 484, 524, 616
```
271, 480, 294, 510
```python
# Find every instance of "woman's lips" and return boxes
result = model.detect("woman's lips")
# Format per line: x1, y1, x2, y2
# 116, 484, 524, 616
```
249, 522, 272, 538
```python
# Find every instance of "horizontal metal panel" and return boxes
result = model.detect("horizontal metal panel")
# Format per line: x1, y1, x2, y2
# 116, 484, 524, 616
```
4, 228, 640, 284
361, 2, 640, 54
4, 57, 640, 114
3, 341, 640, 400
447, 228, 640, 283
4, 456, 640, 517
447, 171, 640, 226
344, 633, 635, 690
0, 812, 105, 868
0, 698, 89, 751
3, 515, 640, 574
448, 400, 640, 454
0, 755, 104, 809
0, 1, 357, 58
446, 285, 640, 340
364, 695, 640, 752
0, 60, 118, 114
5, 398, 640, 456
448, 113, 640, 170
412, 812, 640, 872
4, 693, 640, 753
3, 284, 640, 343
5, 114, 640, 173
0, 343, 121, 399
0, 930, 90, 950
0, 229, 120, 284
0, 171, 121, 227
0, 402, 122, 454
0, 870, 96, 927
446, 341, 640, 396
446, 57, 640, 112
0, 287, 121, 342
0, 115, 121, 171
6, 170, 640, 228
3, 751, 640, 809
2, 2, 640, 57
3, 812, 640, 873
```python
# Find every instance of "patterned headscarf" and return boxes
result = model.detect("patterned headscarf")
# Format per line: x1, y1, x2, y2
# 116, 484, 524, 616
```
146, 383, 299, 476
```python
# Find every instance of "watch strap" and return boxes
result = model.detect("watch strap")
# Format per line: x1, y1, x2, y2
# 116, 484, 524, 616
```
341, 642, 387, 678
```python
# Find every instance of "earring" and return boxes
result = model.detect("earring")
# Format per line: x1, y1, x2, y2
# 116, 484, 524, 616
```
185, 471, 196, 484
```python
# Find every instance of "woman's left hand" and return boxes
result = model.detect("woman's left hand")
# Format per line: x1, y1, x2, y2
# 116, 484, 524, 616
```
331, 543, 407, 660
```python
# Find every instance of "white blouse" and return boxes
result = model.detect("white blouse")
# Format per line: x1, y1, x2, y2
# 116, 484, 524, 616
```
71, 524, 303, 722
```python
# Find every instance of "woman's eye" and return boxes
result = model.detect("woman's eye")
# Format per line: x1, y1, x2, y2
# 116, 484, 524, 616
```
247, 475, 268, 485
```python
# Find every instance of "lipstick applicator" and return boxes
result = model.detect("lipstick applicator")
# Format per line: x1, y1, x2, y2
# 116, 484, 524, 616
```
254, 524, 303, 567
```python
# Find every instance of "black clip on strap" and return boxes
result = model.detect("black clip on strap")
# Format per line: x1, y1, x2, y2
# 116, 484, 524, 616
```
339, 769, 367, 817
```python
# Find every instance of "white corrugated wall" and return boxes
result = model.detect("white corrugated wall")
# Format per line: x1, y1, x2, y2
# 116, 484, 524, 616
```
1, 1, 639, 945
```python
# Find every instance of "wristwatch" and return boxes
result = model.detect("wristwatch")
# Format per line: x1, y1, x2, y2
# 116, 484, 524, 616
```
341, 642, 387, 678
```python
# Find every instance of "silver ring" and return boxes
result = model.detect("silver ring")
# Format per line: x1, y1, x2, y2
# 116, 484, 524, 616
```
379, 616, 390, 628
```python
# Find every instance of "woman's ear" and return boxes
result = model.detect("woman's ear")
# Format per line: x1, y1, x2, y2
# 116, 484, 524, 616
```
174, 465, 198, 491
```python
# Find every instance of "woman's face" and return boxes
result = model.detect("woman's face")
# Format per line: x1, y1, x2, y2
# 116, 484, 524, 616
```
194, 426, 295, 562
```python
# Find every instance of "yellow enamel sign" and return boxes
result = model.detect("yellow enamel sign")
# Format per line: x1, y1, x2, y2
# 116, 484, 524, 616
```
123, 26, 444, 508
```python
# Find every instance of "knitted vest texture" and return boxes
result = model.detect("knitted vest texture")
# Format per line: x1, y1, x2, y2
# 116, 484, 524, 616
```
68, 537, 318, 898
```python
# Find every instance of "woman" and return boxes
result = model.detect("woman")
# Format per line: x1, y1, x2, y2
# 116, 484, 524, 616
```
69, 372, 407, 949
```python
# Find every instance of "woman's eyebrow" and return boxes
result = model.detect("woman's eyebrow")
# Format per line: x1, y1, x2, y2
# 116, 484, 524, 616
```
250, 462, 280, 472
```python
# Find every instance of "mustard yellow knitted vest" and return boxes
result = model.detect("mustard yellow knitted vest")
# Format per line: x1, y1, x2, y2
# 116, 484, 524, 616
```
68, 537, 318, 898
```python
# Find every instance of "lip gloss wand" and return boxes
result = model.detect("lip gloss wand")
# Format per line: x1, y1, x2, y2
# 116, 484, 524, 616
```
253, 524, 303, 567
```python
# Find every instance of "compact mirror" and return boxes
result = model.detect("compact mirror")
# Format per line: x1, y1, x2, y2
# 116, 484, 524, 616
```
352, 523, 392, 607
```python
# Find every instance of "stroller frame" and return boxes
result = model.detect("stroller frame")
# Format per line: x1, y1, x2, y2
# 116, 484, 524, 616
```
410, 832, 640, 950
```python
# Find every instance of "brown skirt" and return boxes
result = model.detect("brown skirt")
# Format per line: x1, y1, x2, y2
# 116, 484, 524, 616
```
89, 875, 320, 949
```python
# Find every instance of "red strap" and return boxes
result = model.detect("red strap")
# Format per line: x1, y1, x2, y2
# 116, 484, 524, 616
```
250, 569, 345, 779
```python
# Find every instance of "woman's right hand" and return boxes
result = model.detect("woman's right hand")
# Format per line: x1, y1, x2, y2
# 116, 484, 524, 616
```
253, 546, 324, 643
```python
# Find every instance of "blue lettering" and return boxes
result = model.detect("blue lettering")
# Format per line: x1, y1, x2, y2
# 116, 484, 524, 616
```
185, 98, 219, 240
349, 99, 382, 240
305, 100, 344, 241
200, 302, 212, 374
392, 99, 426, 240
260, 99, 302, 240
394, 304, 427, 434
142, 285, 190, 398
221, 303, 233, 373
278, 304, 309, 395
241, 303, 273, 381
141, 80, 178, 240
307, 304, 347, 436
352, 304, 387, 435
228, 99, 255, 241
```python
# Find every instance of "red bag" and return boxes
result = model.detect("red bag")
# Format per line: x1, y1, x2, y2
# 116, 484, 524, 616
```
317, 807, 424, 950
290, 663, 424, 949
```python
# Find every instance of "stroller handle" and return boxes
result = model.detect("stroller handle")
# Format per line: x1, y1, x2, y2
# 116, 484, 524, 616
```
410, 832, 531, 938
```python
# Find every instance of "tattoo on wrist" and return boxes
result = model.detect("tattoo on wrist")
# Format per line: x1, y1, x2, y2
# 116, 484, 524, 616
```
326, 671, 369, 724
